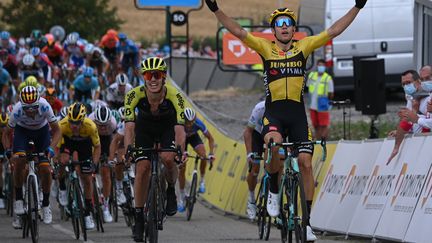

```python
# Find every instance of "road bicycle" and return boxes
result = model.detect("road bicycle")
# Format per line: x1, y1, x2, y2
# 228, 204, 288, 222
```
267, 139, 327, 243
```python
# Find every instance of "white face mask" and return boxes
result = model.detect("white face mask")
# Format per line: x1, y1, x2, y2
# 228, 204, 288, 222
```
421, 81, 432, 92
317, 66, 326, 74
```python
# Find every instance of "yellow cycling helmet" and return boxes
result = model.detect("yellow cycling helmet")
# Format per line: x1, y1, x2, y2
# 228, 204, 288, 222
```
68, 102, 87, 122
24, 75, 38, 86
140, 57, 167, 74
268, 8, 297, 27
0, 112, 9, 126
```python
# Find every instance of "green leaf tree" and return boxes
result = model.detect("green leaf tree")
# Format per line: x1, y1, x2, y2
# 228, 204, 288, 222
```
0, 0, 124, 41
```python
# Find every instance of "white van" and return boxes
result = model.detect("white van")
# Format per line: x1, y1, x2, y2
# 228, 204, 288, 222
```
299, 0, 414, 91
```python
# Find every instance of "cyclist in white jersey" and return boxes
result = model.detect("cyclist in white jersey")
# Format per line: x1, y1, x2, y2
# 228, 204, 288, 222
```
106, 73, 133, 109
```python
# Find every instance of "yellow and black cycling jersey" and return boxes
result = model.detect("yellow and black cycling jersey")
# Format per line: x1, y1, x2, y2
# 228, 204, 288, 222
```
58, 117, 100, 146
124, 84, 185, 126
242, 31, 331, 103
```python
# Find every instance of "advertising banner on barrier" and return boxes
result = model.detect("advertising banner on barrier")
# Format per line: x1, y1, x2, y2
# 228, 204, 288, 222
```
374, 136, 427, 241
325, 140, 382, 234
312, 142, 337, 203
403, 136, 432, 243
311, 141, 362, 230
347, 138, 395, 237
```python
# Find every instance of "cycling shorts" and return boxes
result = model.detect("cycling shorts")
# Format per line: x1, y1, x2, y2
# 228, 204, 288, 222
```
262, 100, 313, 154
74, 89, 92, 103
133, 123, 175, 162
60, 136, 93, 162
186, 133, 203, 149
13, 124, 50, 162
100, 134, 112, 158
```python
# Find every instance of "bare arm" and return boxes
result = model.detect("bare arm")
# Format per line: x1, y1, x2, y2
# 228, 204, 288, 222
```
124, 122, 135, 150
174, 125, 186, 152
93, 144, 101, 164
49, 122, 62, 149
203, 131, 215, 154
2, 126, 12, 149
213, 10, 248, 40
109, 133, 123, 161
243, 126, 254, 154
327, 7, 361, 39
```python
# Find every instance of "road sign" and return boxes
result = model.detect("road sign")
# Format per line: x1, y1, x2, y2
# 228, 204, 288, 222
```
136, 0, 201, 8
171, 11, 188, 26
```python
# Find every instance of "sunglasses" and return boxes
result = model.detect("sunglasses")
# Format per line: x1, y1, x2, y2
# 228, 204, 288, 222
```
143, 71, 166, 81
23, 105, 39, 111
274, 18, 295, 27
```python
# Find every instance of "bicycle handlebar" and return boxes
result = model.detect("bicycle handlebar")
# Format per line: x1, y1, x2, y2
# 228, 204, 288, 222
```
126, 145, 183, 164
186, 154, 213, 170
268, 139, 327, 162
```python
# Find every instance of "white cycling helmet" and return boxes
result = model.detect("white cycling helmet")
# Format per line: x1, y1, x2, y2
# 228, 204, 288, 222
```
23, 54, 35, 66
94, 106, 112, 124
66, 32, 78, 45
84, 43, 94, 55
184, 107, 196, 121
116, 73, 129, 85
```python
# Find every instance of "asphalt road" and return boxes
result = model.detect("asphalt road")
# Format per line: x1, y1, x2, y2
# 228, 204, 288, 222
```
0, 199, 371, 243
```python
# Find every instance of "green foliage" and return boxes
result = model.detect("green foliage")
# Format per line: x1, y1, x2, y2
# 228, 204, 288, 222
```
329, 120, 398, 141
0, 0, 124, 40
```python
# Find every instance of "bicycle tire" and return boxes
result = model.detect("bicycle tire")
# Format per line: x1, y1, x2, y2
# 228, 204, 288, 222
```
68, 182, 79, 240
147, 176, 158, 243
263, 179, 271, 241
111, 171, 118, 222
5, 172, 14, 217
293, 174, 307, 243
280, 181, 288, 243
28, 176, 39, 243
186, 173, 197, 221
75, 181, 87, 241
256, 177, 265, 240
92, 180, 104, 233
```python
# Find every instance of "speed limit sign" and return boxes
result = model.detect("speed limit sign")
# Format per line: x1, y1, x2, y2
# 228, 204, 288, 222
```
171, 11, 187, 26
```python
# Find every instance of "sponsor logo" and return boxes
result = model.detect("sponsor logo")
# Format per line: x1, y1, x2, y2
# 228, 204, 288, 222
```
176, 93, 185, 109
269, 126, 278, 131
269, 69, 279, 75
269, 60, 303, 69
126, 91, 136, 105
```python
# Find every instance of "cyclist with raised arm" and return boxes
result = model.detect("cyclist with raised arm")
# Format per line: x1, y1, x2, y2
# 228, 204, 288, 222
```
88, 105, 118, 223
2, 86, 62, 227
56, 102, 101, 230
124, 57, 186, 242
177, 107, 215, 212
205, 0, 367, 240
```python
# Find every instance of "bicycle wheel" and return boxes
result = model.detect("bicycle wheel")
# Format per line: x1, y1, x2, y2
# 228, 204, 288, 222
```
27, 176, 39, 243
258, 178, 271, 241
110, 171, 118, 222
186, 173, 197, 221
256, 180, 265, 240
75, 181, 87, 241
280, 182, 288, 243
147, 177, 158, 243
68, 182, 79, 240
293, 174, 307, 243
123, 184, 134, 228
92, 180, 104, 232
5, 172, 14, 217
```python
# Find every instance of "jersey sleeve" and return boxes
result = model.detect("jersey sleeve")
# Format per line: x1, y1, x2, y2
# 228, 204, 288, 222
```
124, 86, 143, 122
195, 118, 208, 134
242, 32, 271, 56
166, 85, 185, 125
298, 31, 331, 58
88, 120, 101, 146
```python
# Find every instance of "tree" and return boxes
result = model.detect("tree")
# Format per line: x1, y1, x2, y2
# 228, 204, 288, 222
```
0, 0, 124, 41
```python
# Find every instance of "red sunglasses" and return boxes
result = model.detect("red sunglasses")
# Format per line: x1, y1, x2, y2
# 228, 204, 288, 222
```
143, 71, 166, 81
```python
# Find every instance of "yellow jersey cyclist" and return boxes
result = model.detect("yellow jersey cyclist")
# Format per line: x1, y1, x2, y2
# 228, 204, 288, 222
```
56, 102, 101, 230
0, 112, 9, 209
205, 0, 367, 240
88, 105, 118, 223
124, 56, 187, 242
2, 86, 62, 227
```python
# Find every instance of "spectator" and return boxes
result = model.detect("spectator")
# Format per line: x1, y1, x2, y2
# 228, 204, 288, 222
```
387, 70, 429, 164
305, 59, 334, 139
420, 64, 432, 81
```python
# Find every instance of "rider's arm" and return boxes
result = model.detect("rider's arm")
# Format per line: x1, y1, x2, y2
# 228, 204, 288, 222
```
212, 8, 248, 41
327, 6, 361, 39
108, 133, 123, 161
93, 143, 101, 164
203, 131, 215, 155
49, 121, 62, 149
243, 126, 254, 155
124, 122, 135, 150
174, 125, 186, 153
2, 126, 13, 149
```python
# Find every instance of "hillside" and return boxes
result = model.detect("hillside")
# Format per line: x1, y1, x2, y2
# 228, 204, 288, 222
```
111, 0, 300, 40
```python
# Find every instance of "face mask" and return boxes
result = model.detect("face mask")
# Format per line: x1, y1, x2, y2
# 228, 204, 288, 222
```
403, 83, 416, 95
421, 81, 432, 92
317, 66, 326, 73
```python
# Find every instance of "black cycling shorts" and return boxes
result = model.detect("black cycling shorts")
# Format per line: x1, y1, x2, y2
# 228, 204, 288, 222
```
60, 136, 93, 162
186, 133, 203, 149
134, 123, 176, 162
262, 100, 314, 154
252, 130, 264, 155
100, 135, 112, 158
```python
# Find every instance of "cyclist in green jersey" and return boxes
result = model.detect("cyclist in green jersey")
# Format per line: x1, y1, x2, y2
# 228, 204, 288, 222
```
205, 0, 367, 240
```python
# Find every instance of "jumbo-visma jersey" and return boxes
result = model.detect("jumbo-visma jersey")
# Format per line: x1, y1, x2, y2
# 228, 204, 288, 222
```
242, 31, 331, 103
